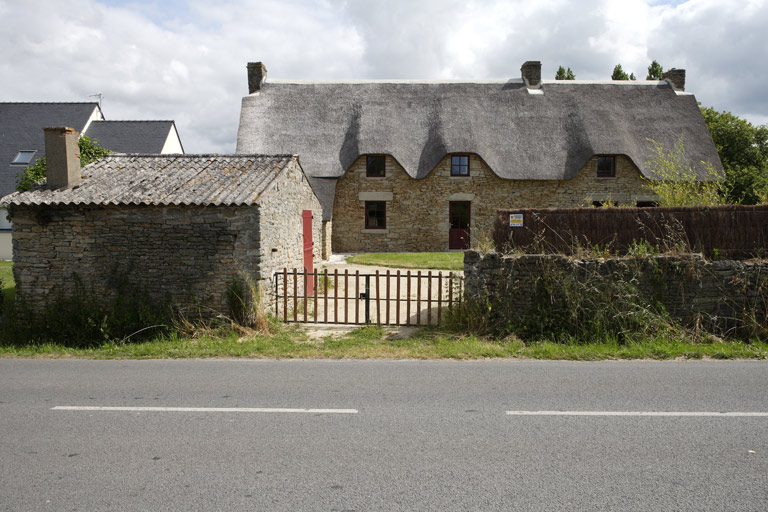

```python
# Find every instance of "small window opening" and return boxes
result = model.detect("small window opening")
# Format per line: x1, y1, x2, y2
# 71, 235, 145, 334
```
636, 201, 658, 208
365, 201, 386, 229
366, 156, 386, 177
596, 156, 615, 178
451, 155, 470, 176
12, 150, 36, 165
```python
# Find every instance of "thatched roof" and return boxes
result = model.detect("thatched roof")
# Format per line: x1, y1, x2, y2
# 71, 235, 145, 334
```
1, 154, 299, 207
236, 78, 722, 217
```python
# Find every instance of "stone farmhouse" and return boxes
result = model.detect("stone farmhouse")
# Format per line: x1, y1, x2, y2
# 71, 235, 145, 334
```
236, 61, 722, 253
1, 127, 321, 313
0, 102, 184, 259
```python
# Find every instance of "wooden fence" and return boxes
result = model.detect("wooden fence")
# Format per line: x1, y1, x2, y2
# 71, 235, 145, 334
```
494, 205, 768, 259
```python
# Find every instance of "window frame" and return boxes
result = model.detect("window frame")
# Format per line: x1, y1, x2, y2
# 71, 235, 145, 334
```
450, 154, 470, 177
364, 201, 386, 229
596, 155, 616, 178
366, 155, 386, 178
11, 150, 36, 166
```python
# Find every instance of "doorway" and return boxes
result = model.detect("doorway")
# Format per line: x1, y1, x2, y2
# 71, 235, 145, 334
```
448, 201, 470, 250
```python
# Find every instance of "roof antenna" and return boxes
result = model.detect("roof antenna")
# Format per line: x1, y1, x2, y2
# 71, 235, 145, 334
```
89, 92, 103, 108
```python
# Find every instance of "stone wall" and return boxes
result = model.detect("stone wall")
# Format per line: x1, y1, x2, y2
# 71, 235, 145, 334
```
332, 154, 652, 253
11, 204, 261, 313
255, 159, 324, 294
464, 250, 768, 333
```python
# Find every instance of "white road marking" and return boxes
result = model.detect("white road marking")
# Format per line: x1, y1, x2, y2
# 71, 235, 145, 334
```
506, 410, 768, 417
53, 406, 358, 414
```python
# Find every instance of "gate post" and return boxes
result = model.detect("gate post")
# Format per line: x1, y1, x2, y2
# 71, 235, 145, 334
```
365, 275, 371, 324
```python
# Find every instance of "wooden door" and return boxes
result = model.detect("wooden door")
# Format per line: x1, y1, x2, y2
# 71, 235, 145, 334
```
449, 201, 471, 250
302, 210, 314, 296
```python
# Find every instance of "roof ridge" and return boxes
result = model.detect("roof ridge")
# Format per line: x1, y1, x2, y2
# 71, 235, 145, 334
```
90, 119, 175, 123
0, 101, 100, 105
102, 153, 297, 158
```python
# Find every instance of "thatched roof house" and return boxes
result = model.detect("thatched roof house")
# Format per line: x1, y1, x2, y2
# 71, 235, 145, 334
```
237, 60, 722, 252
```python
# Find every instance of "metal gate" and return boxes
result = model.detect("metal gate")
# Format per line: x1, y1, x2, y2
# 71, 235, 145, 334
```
273, 268, 463, 326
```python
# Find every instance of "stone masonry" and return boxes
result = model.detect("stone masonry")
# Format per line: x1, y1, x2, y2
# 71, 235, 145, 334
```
332, 154, 652, 253
464, 250, 768, 334
10, 159, 323, 313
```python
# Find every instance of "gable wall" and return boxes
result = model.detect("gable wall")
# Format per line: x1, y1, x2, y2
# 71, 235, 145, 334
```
256, 159, 323, 290
332, 154, 651, 253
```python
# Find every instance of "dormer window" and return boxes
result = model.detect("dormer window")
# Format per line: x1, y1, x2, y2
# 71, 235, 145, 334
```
451, 155, 470, 176
597, 156, 615, 178
11, 150, 36, 165
366, 155, 386, 177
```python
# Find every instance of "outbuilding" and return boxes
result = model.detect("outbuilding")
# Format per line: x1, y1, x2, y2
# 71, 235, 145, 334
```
1, 127, 322, 313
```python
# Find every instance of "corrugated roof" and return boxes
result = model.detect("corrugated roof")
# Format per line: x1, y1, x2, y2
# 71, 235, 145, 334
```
1, 154, 297, 207
84, 120, 181, 154
236, 79, 722, 182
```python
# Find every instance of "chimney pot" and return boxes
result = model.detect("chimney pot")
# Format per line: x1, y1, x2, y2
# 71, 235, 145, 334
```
662, 68, 685, 91
44, 127, 81, 190
247, 62, 267, 93
521, 61, 542, 87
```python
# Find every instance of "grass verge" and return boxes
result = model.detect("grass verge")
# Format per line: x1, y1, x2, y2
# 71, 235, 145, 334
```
1, 325, 766, 360
345, 252, 464, 270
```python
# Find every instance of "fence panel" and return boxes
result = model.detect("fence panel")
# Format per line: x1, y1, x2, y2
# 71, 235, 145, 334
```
274, 268, 464, 326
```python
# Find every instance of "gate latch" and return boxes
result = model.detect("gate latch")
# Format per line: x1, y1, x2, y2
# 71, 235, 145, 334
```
359, 293, 367, 299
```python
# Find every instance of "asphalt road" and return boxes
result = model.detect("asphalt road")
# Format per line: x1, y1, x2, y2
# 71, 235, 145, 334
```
1, 359, 767, 511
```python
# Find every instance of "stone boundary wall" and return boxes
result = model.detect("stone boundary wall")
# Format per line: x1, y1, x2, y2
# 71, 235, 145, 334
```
464, 250, 768, 332
11, 204, 261, 314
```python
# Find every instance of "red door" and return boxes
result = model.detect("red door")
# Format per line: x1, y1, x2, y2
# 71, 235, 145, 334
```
302, 210, 314, 296
449, 201, 471, 250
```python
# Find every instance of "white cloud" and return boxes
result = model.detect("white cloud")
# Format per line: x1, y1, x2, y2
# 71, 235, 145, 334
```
0, 0, 766, 153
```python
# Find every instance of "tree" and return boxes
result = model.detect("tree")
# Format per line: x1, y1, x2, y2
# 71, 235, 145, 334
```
646, 60, 664, 80
16, 135, 111, 192
643, 136, 724, 206
629, 72, 636, 81
701, 106, 768, 204
611, 64, 629, 80
555, 66, 575, 80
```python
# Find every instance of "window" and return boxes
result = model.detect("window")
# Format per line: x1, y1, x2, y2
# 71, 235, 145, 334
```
365, 201, 386, 229
11, 150, 36, 165
596, 156, 615, 178
451, 155, 469, 176
366, 155, 386, 177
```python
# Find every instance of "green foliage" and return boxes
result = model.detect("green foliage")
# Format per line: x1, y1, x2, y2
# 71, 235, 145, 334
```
2, 273, 170, 348
611, 63, 629, 80
16, 135, 111, 192
701, 106, 768, 204
646, 60, 664, 80
629, 72, 636, 81
643, 136, 725, 206
555, 66, 575, 80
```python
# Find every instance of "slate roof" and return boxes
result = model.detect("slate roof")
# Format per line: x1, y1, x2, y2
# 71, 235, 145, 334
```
85, 120, 182, 154
0, 102, 101, 197
1, 154, 299, 207
236, 78, 722, 217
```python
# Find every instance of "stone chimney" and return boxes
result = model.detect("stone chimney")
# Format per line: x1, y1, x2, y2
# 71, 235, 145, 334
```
521, 61, 542, 87
247, 62, 268, 93
44, 126, 81, 190
662, 68, 685, 91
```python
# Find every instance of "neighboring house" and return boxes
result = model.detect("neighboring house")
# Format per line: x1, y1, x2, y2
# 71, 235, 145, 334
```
236, 61, 722, 253
0, 102, 184, 259
2, 127, 321, 313
83, 120, 184, 154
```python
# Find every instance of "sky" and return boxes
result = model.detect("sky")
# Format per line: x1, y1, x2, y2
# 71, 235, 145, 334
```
1, 0, 766, 154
